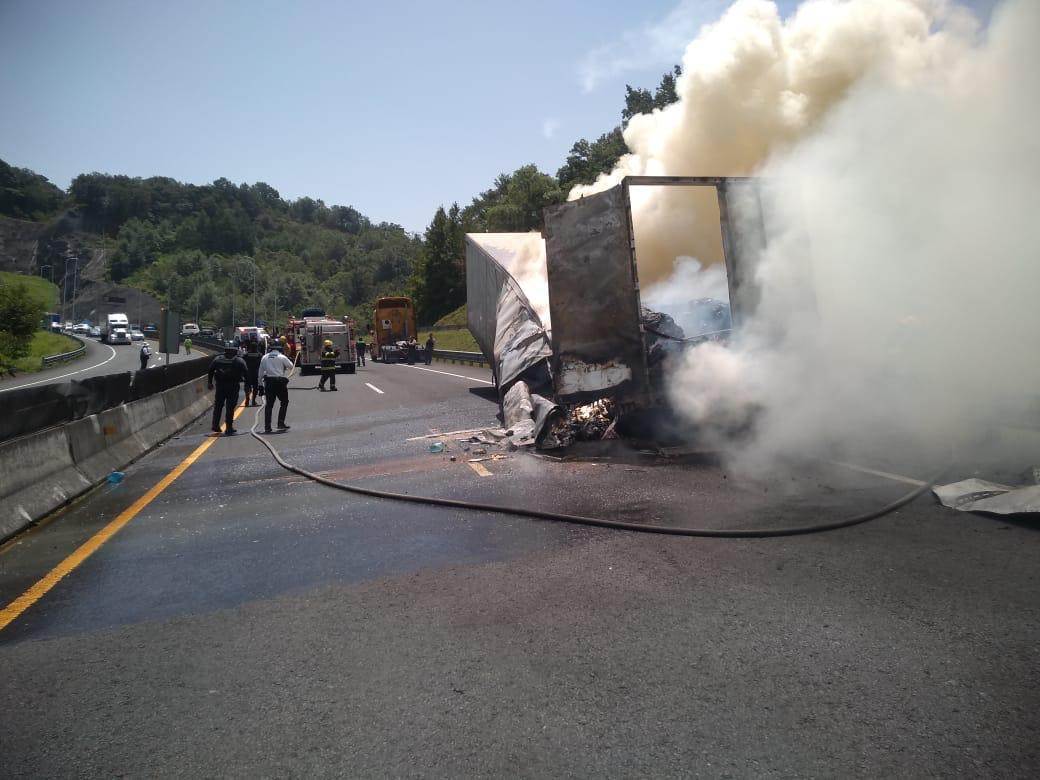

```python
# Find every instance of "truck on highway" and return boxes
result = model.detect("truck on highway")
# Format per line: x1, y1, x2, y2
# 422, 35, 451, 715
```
101, 313, 131, 344
288, 308, 357, 375
371, 296, 419, 362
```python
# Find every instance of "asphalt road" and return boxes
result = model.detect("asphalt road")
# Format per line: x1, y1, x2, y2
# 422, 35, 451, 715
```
0, 336, 203, 393
0, 358, 1036, 777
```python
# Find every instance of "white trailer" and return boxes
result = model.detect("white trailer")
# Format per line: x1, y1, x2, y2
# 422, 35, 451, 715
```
102, 313, 131, 344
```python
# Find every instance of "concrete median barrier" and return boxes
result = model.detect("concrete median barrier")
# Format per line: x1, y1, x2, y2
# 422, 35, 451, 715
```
0, 427, 92, 542
66, 406, 135, 484
0, 375, 216, 543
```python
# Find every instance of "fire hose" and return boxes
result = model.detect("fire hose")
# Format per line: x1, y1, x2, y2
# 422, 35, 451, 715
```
247, 395, 944, 538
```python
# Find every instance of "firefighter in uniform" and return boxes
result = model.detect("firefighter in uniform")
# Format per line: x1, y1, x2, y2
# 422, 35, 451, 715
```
207, 341, 248, 435
318, 339, 340, 391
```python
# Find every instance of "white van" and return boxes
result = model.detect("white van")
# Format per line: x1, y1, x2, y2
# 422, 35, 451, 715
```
102, 313, 131, 344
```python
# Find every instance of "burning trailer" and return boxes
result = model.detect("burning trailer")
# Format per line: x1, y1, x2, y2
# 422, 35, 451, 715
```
465, 176, 768, 449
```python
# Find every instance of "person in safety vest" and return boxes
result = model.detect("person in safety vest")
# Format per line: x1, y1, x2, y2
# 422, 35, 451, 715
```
207, 341, 248, 435
318, 339, 340, 391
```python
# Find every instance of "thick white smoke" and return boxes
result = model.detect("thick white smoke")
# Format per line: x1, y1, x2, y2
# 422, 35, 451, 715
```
572, 0, 987, 286
584, 0, 1040, 466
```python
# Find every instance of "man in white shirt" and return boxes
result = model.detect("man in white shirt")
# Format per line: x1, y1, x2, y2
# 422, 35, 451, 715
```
258, 341, 295, 433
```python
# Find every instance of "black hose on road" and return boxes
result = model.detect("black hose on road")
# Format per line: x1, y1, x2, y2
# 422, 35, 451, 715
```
248, 405, 944, 538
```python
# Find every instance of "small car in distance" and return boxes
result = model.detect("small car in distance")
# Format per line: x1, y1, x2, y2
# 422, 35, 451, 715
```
130, 327, 145, 341
89, 326, 101, 338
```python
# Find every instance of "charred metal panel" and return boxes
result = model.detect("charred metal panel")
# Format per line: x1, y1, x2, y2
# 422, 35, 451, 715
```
717, 179, 766, 329
465, 235, 552, 388
543, 185, 650, 404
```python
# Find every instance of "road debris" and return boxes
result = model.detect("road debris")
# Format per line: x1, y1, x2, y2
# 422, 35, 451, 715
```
933, 478, 1040, 514
539, 399, 617, 449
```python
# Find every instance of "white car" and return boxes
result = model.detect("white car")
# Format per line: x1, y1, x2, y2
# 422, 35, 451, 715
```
73, 322, 91, 335
181, 322, 201, 338
89, 326, 101, 338
130, 328, 144, 341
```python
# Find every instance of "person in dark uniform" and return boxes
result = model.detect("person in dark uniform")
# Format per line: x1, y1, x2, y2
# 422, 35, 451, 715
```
139, 342, 152, 370
207, 341, 248, 435
424, 332, 435, 365
406, 337, 417, 365
318, 339, 340, 391
355, 335, 366, 366
242, 340, 262, 406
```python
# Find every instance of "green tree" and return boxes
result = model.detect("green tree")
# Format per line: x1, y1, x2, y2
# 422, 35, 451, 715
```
0, 159, 65, 220
557, 128, 629, 193
411, 204, 465, 324
0, 279, 46, 374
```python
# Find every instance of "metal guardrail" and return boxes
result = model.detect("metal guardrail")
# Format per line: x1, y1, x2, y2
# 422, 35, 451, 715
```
432, 349, 488, 366
41, 335, 86, 367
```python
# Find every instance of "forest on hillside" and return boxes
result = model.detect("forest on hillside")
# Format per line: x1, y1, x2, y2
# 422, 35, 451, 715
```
0, 64, 680, 328
409, 65, 681, 324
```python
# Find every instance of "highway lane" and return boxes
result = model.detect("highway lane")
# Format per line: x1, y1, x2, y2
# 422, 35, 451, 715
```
0, 336, 204, 393
0, 358, 1037, 776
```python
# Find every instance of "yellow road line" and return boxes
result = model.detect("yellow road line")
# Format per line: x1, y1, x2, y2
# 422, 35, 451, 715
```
467, 461, 492, 477
0, 402, 248, 633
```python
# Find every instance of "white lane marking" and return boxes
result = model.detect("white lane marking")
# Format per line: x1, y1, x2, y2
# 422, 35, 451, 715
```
826, 459, 926, 487
0, 343, 118, 393
406, 427, 487, 441
401, 364, 493, 385
365, 382, 385, 395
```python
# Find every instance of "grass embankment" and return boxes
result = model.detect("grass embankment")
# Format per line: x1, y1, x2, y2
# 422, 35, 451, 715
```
11, 331, 80, 373
432, 304, 467, 329
0, 270, 59, 308
421, 306, 479, 352
427, 328, 479, 352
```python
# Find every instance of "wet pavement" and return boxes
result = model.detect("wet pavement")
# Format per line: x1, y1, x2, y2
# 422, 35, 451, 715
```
0, 359, 1037, 776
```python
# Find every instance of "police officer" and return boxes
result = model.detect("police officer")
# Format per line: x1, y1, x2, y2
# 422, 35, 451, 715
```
139, 341, 152, 371
258, 340, 294, 433
207, 341, 248, 435
318, 339, 340, 391
355, 335, 366, 367
242, 340, 262, 406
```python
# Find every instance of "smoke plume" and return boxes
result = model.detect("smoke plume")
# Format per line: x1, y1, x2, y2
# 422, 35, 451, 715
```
582, 0, 1040, 466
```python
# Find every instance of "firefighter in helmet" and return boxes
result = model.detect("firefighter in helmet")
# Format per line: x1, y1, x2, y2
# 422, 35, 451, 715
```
318, 338, 340, 391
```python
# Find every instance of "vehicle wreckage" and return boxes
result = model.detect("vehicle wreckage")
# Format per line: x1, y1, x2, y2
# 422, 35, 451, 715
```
465, 176, 769, 450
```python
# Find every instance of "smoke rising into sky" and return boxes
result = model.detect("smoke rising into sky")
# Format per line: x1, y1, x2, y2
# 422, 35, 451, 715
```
581, 0, 1039, 465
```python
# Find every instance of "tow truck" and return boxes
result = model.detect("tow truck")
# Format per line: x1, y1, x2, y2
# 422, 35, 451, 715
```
371, 296, 420, 363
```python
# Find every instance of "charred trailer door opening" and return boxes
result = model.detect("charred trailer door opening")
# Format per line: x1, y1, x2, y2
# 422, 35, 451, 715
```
542, 177, 767, 406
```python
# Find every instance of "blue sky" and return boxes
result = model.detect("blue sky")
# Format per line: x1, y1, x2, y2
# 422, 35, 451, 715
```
0, 0, 999, 233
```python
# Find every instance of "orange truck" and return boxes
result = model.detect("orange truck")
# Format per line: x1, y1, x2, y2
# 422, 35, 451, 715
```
371, 296, 419, 362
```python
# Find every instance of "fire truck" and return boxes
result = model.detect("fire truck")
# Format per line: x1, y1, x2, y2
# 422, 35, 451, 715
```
371, 296, 419, 362
288, 307, 357, 375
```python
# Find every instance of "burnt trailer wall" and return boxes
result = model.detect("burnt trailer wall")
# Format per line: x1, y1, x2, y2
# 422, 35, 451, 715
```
464, 175, 767, 416
543, 186, 651, 405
